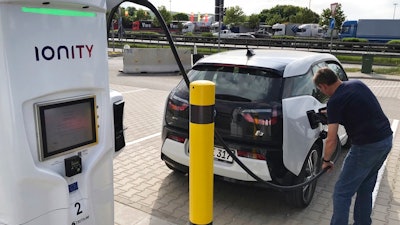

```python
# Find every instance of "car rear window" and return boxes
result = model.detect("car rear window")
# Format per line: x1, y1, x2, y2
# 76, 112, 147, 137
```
175, 64, 283, 102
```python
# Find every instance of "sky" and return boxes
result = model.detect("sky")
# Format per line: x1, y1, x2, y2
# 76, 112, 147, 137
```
122, 0, 400, 21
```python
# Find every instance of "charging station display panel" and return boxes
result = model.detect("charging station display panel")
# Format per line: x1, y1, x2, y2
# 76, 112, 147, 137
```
35, 96, 98, 161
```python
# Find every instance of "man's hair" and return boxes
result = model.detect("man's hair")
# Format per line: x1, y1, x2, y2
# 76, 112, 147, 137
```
313, 67, 339, 86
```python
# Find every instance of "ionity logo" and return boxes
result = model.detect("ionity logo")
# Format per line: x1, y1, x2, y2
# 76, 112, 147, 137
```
34, 45, 94, 61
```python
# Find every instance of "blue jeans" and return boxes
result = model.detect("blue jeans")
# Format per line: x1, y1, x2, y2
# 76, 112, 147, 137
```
331, 135, 392, 225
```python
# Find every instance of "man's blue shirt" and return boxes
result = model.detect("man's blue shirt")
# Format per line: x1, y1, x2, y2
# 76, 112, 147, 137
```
327, 80, 392, 145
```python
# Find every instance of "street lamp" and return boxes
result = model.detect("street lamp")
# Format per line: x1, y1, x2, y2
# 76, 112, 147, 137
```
394, 3, 398, 19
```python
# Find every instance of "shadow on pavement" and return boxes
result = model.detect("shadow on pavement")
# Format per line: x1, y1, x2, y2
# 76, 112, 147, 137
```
150, 169, 318, 225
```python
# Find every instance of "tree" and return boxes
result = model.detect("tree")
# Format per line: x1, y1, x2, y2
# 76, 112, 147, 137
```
122, 7, 136, 28
267, 5, 299, 23
259, 5, 320, 25
126, 6, 136, 17
111, 7, 131, 29
265, 14, 284, 25
173, 13, 189, 21
135, 9, 151, 21
224, 6, 246, 26
153, 6, 172, 27
289, 8, 320, 24
320, 4, 346, 30
247, 14, 260, 29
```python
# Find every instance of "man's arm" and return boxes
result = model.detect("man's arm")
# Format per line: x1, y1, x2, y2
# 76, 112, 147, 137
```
322, 123, 339, 171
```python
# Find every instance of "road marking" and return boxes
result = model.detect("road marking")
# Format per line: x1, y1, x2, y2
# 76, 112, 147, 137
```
126, 132, 161, 146
120, 88, 148, 94
373, 119, 399, 207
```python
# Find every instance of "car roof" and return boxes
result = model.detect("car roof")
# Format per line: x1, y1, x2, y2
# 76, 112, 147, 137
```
195, 49, 340, 78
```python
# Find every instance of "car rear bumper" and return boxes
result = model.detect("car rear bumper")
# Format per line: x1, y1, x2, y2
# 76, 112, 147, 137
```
161, 138, 272, 182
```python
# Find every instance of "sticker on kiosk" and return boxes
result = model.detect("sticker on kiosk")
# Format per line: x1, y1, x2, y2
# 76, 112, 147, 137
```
69, 198, 90, 225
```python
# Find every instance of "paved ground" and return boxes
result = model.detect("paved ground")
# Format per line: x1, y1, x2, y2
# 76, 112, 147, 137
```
110, 57, 400, 225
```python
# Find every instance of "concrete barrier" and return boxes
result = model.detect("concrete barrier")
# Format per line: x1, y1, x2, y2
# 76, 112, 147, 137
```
123, 48, 192, 73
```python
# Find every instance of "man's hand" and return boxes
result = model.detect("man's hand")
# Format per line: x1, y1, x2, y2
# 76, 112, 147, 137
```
322, 161, 334, 172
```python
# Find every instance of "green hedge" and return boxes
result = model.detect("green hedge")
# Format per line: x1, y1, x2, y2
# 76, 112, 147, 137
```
336, 54, 400, 66
342, 38, 368, 42
387, 40, 400, 45
271, 35, 295, 39
128, 31, 160, 36
201, 32, 214, 37
386, 40, 400, 47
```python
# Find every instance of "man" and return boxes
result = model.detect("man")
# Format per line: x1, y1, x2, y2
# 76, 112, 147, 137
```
313, 67, 393, 225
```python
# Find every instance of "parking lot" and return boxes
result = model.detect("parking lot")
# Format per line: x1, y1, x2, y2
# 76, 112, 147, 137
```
109, 56, 400, 225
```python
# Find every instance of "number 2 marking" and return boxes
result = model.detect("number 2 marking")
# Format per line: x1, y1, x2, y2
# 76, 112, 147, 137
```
75, 202, 83, 215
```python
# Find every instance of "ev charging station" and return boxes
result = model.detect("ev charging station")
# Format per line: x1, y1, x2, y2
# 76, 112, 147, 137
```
0, 0, 125, 224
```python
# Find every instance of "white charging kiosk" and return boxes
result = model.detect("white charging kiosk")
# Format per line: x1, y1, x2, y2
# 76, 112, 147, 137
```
0, 1, 125, 224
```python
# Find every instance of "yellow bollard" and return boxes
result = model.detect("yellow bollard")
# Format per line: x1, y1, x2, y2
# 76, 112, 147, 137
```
189, 80, 215, 225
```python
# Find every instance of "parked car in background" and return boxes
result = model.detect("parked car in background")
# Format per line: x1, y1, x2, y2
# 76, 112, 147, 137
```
235, 33, 255, 38
212, 29, 238, 38
213, 30, 255, 39
253, 25, 273, 38
161, 49, 349, 208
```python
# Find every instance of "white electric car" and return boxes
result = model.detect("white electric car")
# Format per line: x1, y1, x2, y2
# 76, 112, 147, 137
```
161, 49, 349, 207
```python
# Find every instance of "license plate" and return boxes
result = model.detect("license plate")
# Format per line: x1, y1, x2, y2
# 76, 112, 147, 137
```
214, 146, 235, 163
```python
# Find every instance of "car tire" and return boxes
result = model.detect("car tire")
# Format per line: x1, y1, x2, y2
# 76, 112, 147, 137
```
285, 143, 322, 208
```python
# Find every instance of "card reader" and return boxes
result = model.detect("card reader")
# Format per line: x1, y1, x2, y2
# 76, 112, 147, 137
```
64, 155, 82, 177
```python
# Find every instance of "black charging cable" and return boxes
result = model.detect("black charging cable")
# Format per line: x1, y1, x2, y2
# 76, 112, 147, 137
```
215, 132, 337, 191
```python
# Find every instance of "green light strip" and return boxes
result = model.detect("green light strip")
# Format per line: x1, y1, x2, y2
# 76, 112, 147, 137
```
21, 7, 96, 17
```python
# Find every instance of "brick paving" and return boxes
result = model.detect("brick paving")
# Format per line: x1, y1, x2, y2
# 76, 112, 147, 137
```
111, 70, 400, 225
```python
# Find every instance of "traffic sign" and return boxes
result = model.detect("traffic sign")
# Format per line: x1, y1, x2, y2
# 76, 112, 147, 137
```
330, 18, 335, 29
331, 3, 339, 16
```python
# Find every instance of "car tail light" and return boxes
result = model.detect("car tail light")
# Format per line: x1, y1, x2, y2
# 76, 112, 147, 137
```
168, 100, 189, 111
270, 107, 278, 125
237, 150, 266, 160
168, 100, 188, 111
167, 134, 185, 143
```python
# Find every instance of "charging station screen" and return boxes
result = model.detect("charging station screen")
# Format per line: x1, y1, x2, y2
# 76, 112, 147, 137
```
36, 96, 97, 160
